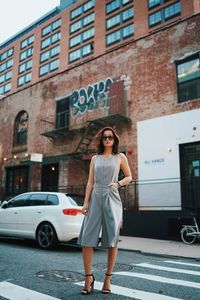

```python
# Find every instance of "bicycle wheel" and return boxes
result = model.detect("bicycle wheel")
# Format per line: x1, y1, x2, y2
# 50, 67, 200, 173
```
181, 227, 196, 244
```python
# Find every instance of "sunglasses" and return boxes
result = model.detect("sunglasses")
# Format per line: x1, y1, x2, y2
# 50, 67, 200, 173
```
102, 135, 114, 141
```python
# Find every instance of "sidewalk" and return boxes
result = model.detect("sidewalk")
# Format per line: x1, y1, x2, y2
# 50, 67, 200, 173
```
118, 236, 200, 259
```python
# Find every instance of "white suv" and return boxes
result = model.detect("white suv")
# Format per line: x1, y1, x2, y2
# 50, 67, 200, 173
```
0, 192, 84, 249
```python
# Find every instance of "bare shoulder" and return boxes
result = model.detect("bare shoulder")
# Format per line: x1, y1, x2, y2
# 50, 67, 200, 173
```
119, 153, 127, 161
91, 155, 97, 163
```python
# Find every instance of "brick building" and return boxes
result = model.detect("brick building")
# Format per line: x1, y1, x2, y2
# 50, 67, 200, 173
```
0, 0, 200, 239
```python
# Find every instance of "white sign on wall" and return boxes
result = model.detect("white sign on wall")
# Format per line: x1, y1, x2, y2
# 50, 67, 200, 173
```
30, 153, 43, 162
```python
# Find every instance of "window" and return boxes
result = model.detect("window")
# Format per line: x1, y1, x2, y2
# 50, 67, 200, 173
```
107, 14, 121, 29
20, 47, 33, 61
70, 34, 82, 48
69, 48, 81, 62
106, 24, 134, 46
19, 60, 32, 74
21, 35, 34, 49
39, 59, 59, 76
83, 0, 95, 12
70, 20, 82, 33
106, 7, 134, 29
148, 0, 172, 9
122, 0, 132, 4
69, 43, 93, 62
47, 194, 59, 205
50, 59, 59, 71
70, 0, 95, 20
122, 7, 134, 21
148, 1, 181, 27
106, 0, 132, 14
107, 29, 121, 45
8, 194, 30, 208
106, 0, 121, 14
56, 97, 70, 129
42, 19, 61, 36
164, 1, 181, 20
18, 72, 32, 86
0, 70, 12, 84
29, 194, 47, 206
83, 27, 95, 41
70, 27, 95, 47
83, 12, 95, 27
148, 0, 161, 9
176, 54, 200, 103
41, 32, 61, 50
40, 45, 60, 62
5, 166, 29, 197
0, 58, 13, 73
82, 43, 93, 56
70, 12, 95, 34
71, 6, 82, 20
0, 48, 14, 62
13, 111, 28, 146
122, 24, 134, 38
0, 82, 11, 94
149, 10, 162, 26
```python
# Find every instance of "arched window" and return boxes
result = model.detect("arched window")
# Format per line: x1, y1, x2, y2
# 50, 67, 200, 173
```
14, 111, 28, 146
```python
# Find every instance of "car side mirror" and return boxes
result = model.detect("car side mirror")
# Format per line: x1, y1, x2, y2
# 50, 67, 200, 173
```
1, 201, 8, 209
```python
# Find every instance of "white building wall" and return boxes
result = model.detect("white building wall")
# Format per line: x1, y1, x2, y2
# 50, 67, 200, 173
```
137, 109, 200, 210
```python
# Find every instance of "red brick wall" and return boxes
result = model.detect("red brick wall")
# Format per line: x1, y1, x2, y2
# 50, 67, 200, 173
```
1, 13, 200, 189
0, 0, 198, 96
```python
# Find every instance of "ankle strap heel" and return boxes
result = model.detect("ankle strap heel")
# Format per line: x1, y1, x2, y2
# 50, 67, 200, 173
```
102, 273, 112, 294
81, 274, 95, 295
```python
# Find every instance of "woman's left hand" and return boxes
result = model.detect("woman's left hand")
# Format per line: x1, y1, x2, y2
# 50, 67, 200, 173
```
108, 182, 119, 189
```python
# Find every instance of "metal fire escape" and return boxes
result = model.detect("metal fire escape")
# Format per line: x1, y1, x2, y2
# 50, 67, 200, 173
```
40, 80, 131, 156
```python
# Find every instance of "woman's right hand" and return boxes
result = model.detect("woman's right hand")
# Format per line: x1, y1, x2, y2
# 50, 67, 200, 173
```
82, 203, 89, 215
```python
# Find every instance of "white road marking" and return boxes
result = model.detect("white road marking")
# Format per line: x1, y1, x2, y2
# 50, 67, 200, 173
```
133, 263, 200, 276
75, 280, 183, 300
0, 282, 60, 300
164, 260, 200, 268
114, 271, 200, 289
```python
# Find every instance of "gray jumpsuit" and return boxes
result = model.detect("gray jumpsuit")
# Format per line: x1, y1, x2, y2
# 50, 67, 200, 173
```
77, 154, 122, 248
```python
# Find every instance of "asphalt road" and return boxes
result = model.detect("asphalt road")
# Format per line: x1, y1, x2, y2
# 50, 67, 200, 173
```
0, 237, 200, 300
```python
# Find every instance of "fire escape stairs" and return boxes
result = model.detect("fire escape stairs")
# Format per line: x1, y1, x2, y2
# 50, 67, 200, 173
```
75, 122, 100, 153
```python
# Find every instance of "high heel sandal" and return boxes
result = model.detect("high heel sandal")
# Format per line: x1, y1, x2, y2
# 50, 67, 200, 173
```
81, 274, 95, 295
102, 273, 112, 294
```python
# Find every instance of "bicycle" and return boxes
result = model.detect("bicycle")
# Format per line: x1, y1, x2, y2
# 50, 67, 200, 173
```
180, 217, 200, 244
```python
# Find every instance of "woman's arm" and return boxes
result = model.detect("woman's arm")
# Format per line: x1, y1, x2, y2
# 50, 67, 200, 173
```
82, 156, 95, 215
118, 153, 132, 187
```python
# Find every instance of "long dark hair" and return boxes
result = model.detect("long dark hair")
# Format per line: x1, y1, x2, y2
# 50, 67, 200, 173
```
94, 127, 119, 154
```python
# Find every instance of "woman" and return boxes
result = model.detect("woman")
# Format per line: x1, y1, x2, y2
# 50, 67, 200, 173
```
77, 126, 132, 295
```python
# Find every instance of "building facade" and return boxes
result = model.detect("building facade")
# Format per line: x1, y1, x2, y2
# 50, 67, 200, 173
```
0, 0, 200, 239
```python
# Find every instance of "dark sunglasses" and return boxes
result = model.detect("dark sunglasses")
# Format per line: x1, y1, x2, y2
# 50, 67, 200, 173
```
102, 135, 114, 141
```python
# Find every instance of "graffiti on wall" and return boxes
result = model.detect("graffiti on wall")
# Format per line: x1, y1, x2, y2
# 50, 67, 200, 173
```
70, 77, 114, 115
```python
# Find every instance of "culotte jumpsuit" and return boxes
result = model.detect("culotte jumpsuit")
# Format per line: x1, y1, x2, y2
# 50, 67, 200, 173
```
77, 154, 122, 248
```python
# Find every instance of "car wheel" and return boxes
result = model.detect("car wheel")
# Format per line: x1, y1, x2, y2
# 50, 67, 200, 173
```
36, 222, 58, 249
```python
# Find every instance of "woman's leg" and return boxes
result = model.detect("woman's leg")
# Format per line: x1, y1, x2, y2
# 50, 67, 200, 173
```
103, 247, 118, 290
82, 247, 94, 290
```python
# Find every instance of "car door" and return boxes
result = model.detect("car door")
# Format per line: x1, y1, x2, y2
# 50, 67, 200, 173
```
0, 195, 28, 236
16, 193, 48, 237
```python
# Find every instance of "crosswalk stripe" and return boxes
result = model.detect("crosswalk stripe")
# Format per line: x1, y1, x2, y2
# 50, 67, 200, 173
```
164, 260, 200, 268
133, 263, 200, 276
0, 282, 60, 300
114, 271, 200, 289
75, 281, 183, 300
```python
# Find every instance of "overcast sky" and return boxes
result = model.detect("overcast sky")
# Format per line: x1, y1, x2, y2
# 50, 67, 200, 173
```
0, 0, 60, 45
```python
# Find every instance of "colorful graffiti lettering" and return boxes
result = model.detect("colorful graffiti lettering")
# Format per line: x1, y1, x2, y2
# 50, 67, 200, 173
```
70, 77, 113, 115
